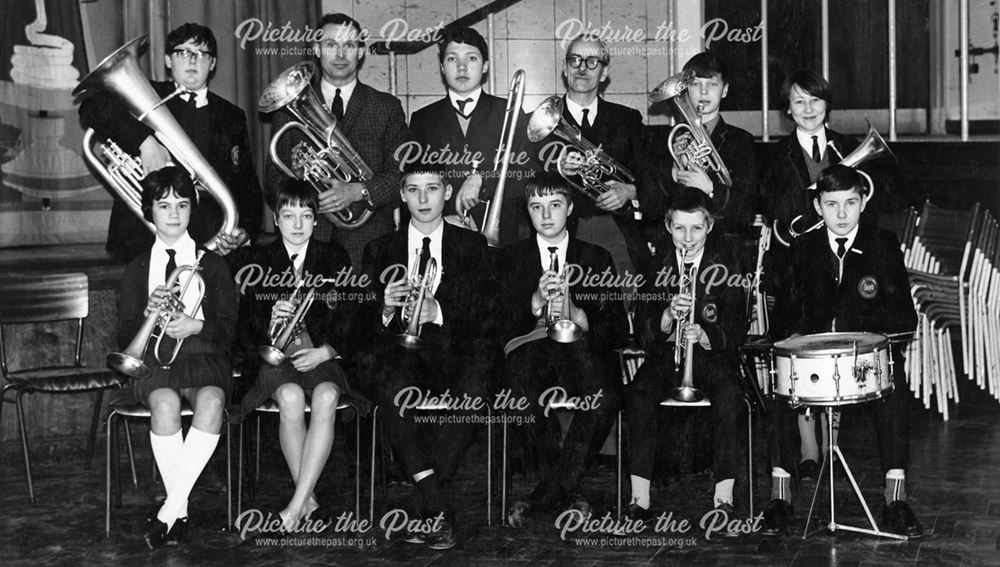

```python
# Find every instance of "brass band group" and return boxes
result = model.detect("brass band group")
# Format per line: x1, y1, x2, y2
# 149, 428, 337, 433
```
74, 12, 923, 551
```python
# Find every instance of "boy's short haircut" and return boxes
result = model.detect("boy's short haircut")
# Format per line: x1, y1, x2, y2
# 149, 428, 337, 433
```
779, 69, 833, 114
318, 13, 365, 47
167, 23, 217, 56
438, 27, 489, 63
275, 179, 319, 215
399, 167, 447, 189
815, 164, 869, 198
524, 172, 573, 202
665, 186, 716, 224
683, 51, 727, 83
140, 166, 197, 222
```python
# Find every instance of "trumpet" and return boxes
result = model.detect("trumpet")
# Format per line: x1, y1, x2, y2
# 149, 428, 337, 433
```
526, 95, 636, 201
545, 251, 584, 343
107, 251, 206, 380
666, 250, 705, 403
259, 62, 375, 230
396, 256, 438, 349
258, 280, 318, 366
649, 70, 732, 188
74, 36, 244, 252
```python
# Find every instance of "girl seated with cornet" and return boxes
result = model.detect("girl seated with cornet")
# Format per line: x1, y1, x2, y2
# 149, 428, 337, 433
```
115, 167, 237, 548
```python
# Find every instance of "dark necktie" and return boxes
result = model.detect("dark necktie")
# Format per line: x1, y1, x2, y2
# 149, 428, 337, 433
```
419, 237, 431, 276
581, 108, 592, 131
331, 88, 344, 121
290, 253, 301, 279
683, 261, 694, 276
456, 97, 473, 116
548, 246, 559, 273
165, 249, 177, 284
183, 92, 198, 108
811, 135, 821, 163
835, 237, 848, 259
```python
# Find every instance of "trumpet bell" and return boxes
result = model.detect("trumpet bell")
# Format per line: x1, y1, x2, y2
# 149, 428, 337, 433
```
665, 385, 706, 404
547, 319, 584, 343
258, 345, 289, 366
395, 333, 426, 350
106, 352, 151, 381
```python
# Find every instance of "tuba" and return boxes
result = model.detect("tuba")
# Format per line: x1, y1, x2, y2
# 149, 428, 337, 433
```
649, 69, 732, 188
73, 36, 243, 252
258, 280, 317, 366
396, 256, 438, 349
106, 251, 206, 380
772, 121, 895, 247
476, 69, 526, 247
665, 250, 706, 403
259, 62, 375, 230
526, 95, 636, 201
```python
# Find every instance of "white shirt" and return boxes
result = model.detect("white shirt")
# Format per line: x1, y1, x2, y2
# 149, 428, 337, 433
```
449, 87, 482, 115
536, 232, 569, 273
178, 84, 209, 108
827, 225, 860, 291
149, 231, 204, 320
565, 95, 598, 127
796, 127, 828, 161
382, 221, 446, 327
321, 78, 357, 115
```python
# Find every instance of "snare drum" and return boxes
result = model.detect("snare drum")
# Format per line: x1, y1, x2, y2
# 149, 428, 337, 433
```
771, 332, 893, 406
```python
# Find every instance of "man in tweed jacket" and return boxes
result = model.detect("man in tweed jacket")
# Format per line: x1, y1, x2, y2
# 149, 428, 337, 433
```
266, 13, 406, 267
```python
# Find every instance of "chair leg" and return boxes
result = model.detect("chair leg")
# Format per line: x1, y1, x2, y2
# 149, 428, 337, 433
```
746, 400, 755, 519
355, 410, 361, 521
487, 406, 492, 526
85, 389, 105, 470
501, 419, 508, 527
616, 411, 622, 520
237, 422, 244, 520
369, 406, 378, 525
255, 413, 261, 481
226, 416, 232, 530
105, 412, 114, 537
123, 420, 138, 488
15, 389, 35, 504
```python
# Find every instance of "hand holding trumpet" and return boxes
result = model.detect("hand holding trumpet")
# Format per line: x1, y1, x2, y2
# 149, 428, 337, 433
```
144, 285, 202, 340
383, 277, 439, 325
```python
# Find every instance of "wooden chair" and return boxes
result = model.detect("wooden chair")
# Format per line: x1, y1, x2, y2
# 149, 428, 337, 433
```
0, 273, 126, 504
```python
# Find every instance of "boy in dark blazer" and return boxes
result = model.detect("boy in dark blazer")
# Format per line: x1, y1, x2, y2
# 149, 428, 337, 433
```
357, 168, 495, 550
501, 173, 627, 526
762, 165, 921, 539
625, 188, 748, 522
80, 23, 262, 260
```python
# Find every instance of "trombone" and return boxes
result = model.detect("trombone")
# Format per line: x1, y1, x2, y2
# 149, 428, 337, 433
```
396, 256, 438, 349
475, 69, 526, 247
666, 250, 706, 403
258, 280, 317, 366
106, 251, 206, 380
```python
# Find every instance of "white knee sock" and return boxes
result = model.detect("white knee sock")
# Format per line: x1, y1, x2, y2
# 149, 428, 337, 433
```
771, 467, 791, 502
149, 430, 183, 523
714, 478, 735, 507
629, 475, 651, 509
157, 427, 219, 527
885, 469, 906, 503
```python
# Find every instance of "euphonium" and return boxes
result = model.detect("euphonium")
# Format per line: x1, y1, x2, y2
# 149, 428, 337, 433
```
476, 69, 526, 247
649, 69, 732, 188
259, 62, 375, 230
526, 95, 636, 201
259, 280, 317, 366
106, 251, 206, 380
545, 252, 584, 343
666, 250, 706, 403
396, 256, 438, 349
73, 36, 243, 252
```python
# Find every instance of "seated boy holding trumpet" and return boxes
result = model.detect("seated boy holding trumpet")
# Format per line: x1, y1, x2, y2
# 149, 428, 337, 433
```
227, 179, 363, 532
625, 188, 748, 523
357, 167, 495, 550
501, 173, 626, 526
113, 167, 236, 548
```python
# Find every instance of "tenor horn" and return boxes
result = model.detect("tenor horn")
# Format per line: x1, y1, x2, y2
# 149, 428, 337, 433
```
259, 62, 375, 230
73, 36, 243, 252
649, 69, 732, 188
107, 251, 206, 379
665, 250, 706, 403
527, 95, 636, 201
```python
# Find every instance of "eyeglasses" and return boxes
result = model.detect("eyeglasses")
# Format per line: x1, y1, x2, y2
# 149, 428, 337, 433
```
566, 55, 606, 70
171, 49, 214, 63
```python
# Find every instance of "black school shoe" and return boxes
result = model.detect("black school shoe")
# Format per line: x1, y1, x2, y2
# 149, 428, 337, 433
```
761, 499, 794, 536
425, 516, 456, 551
164, 517, 188, 546
883, 500, 923, 539
144, 516, 170, 550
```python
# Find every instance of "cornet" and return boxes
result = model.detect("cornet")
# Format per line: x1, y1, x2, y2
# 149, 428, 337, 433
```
666, 250, 706, 403
396, 256, 438, 349
259, 280, 317, 366
526, 95, 636, 201
545, 252, 584, 343
649, 69, 732, 188
74, 36, 244, 252
259, 62, 375, 230
107, 251, 206, 380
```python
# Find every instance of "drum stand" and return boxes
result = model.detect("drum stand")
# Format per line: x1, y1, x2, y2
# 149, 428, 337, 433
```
802, 406, 908, 541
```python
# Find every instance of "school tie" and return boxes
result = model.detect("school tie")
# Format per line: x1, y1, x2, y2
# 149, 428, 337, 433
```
165, 249, 177, 283
456, 97, 473, 117
548, 246, 559, 273
331, 88, 343, 121
419, 237, 432, 276
835, 237, 848, 258
811, 135, 822, 163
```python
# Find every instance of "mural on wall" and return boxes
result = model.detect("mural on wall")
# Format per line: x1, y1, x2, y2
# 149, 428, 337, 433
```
0, 0, 107, 247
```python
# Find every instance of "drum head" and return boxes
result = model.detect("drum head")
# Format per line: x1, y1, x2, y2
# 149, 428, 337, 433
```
774, 332, 888, 357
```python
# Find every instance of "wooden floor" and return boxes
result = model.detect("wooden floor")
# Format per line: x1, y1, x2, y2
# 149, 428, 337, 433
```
2, 393, 999, 566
